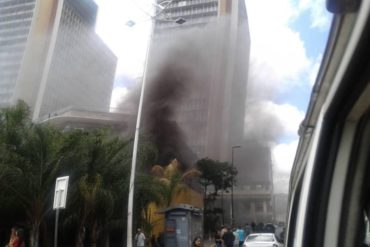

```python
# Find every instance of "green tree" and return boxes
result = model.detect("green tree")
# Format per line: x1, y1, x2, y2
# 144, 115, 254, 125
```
196, 158, 237, 233
152, 161, 201, 207
197, 158, 237, 197
62, 129, 131, 247
134, 174, 164, 238
0, 102, 65, 247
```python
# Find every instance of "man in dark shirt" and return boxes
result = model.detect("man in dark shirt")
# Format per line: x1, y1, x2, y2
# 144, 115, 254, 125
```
222, 228, 235, 247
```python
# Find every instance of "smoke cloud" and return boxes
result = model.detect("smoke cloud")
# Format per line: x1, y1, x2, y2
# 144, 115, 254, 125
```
120, 18, 236, 168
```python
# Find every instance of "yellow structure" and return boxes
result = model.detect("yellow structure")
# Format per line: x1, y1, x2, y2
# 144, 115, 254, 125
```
147, 160, 203, 238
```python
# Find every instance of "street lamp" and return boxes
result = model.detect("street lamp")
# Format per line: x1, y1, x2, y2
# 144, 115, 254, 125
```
125, 7, 186, 247
231, 145, 241, 227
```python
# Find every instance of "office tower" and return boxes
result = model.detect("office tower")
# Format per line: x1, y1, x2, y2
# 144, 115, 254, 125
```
0, 0, 36, 107
150, 0, 250, 162
0, 0, 117, 121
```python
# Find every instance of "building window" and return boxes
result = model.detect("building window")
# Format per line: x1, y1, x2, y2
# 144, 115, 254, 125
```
178, 1, 187, 7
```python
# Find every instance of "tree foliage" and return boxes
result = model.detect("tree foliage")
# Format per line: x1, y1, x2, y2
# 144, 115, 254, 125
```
0, 102, 133, 247
0, 102, 205, 246
196, 158, 237, 233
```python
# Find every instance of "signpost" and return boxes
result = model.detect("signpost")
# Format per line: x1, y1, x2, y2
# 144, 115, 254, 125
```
53, 176, 69, 247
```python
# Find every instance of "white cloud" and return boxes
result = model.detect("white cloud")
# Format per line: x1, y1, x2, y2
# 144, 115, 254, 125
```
246, 0, 312, 95
299, 0, 332, 30
274, 102, 305, 137
272, 139, 299, 173
245, 100, 305, 141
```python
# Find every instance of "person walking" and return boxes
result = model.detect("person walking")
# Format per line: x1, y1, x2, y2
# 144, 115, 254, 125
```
135, 228, 146, 247
232, 228, 239, 247
244, 223, 252, 238
6, 227, 18, 247
15, 229, 25, 247
236, 226, 245, 246
222, 228, 235, 247
193, 236, 202, 247
215, 230, 222, 247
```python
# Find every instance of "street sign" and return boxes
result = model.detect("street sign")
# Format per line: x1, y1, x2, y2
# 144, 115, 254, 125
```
53, 176, 69, 209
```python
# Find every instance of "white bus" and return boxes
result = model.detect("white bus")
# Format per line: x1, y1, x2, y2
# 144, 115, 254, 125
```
286, 0, 370, 246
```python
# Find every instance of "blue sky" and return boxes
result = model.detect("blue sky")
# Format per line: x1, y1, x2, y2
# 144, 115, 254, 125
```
94, 0, 332, 193
244, 0, 331, 192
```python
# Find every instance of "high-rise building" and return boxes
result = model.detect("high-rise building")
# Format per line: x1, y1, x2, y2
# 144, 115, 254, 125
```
0, 0, 117, 121
151, 0, 250, 162
0, 0, 36, 107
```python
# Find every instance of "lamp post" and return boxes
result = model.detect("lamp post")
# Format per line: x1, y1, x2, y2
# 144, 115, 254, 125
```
231, 145, 241, 227
125, 18, 153, 247
125, 6, 185, 247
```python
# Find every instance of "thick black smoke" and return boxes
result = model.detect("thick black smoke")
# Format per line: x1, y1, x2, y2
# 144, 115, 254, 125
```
120, 18, 249, 169
143, 60, 195, 168
123, 18, 241, 169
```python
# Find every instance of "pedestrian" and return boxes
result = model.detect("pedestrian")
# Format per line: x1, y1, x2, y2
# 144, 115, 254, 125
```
157, 232, 164, 247
250, 222, 256, 233
16, 228, 25, 247
150, 235, 159, 247
6, 227, 18, 247
220, 225, 227, 238
193, 236, 202, 247
135, 228, 146, 247
236, 226, 245, 246
222, 228, 235, 247
232, 228, 239, 247
244, 223, 252, 237
215, 230, 222, 247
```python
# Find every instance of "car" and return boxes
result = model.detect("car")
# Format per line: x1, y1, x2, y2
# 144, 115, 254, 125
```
242, 233, 283, 247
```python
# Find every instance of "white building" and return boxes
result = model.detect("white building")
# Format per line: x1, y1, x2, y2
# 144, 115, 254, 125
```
0, 0, 117, 121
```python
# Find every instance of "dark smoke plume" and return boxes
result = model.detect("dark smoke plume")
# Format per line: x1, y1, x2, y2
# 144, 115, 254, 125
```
143, 61, 194, 168
121, 19, 232, 169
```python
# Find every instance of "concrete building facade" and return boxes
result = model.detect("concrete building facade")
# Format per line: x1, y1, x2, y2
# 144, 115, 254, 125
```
0, 0, 37, 107
0, 0, 117, 121
219, 140, 275, 225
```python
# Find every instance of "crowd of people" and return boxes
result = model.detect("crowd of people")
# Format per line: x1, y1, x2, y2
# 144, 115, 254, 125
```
4, 227, 25, 247
137, 222, 284, 247
213, 226, 247, 247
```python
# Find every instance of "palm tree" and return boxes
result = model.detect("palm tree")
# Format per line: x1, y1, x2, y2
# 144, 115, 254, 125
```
151, 160, 201, 207
134, 174, 164, 238
63, 129, 131, 247
0, 102, 65, 247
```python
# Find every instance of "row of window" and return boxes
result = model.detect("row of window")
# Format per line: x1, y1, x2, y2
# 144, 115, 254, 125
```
155, 14, 216, 30
165, 0, 218, 9
0, 10, 33, 22
0, 25, 30, 37
0, 35, 27, 46
161, 4, 218, 19
0, 0, 35, 8
0, 2, 35, 15
0, 17, 31, 31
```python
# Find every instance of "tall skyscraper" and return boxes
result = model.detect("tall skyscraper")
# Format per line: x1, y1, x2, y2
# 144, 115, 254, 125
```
0, 0, 36, 107
0, 0, 117, 121
150, 0, 250, 162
